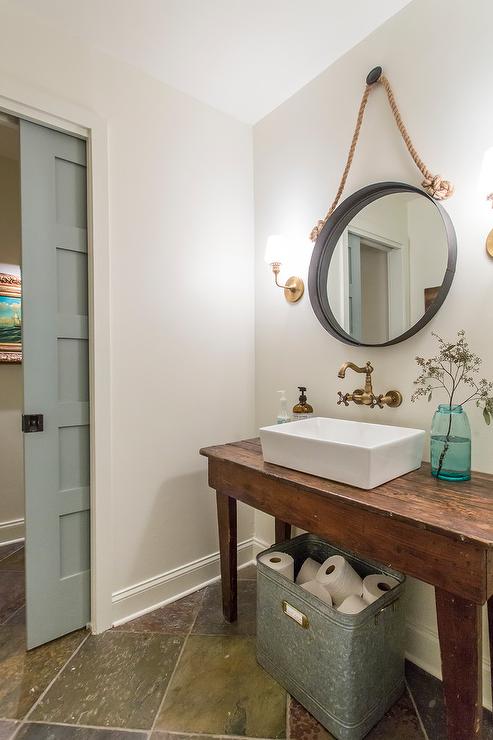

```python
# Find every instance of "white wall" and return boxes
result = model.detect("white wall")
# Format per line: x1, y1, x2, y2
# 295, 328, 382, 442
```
0, 149, 24, 544
253, 0, 493, 705
0, 5, 255, 620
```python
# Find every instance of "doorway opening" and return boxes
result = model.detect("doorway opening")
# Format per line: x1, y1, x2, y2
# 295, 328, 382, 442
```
0, 114, 91, 651
0, 113, 24, 628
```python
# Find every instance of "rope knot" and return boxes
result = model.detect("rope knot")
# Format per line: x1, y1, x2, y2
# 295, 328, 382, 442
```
309, 220, 325, 243
421, 174, 454, 200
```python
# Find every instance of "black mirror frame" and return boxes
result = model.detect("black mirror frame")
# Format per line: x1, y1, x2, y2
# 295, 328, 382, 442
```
308, 182, 457, 347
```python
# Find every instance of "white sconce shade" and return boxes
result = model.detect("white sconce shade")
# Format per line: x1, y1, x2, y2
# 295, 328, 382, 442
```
479, 147, 493, 203
264, 234, 287, 264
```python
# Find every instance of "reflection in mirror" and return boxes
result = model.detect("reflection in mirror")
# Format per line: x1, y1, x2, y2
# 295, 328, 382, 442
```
326, 192, 449, 344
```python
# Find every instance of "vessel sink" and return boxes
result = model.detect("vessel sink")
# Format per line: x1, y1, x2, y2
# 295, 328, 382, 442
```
259, 417, 425, 489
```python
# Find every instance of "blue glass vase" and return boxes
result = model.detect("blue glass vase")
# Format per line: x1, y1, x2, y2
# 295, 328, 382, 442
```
430, 404, 471, 481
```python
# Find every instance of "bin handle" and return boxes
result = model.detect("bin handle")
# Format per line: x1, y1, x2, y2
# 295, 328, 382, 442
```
282, 600, 309, 629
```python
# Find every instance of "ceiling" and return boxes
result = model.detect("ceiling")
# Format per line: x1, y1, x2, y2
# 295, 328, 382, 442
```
6, 0, 411, 124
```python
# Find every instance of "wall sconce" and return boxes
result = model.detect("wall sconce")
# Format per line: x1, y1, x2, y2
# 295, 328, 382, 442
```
264, 234, 304, 303
479, 147, 493, 257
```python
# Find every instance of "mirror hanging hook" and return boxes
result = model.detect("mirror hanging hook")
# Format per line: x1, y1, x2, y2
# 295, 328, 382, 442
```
366, 66, 383, 85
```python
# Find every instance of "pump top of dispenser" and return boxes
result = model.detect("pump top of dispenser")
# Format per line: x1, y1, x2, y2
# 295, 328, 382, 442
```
292, 386, 313, 418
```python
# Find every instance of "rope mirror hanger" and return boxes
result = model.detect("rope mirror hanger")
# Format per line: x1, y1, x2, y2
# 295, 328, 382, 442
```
309, 66, 454, 243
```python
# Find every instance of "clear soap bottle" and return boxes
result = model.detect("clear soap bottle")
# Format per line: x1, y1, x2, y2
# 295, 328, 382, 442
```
276, 390, 291, 424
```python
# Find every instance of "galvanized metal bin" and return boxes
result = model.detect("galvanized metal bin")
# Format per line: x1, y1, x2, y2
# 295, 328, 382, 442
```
256, 534, 406, 740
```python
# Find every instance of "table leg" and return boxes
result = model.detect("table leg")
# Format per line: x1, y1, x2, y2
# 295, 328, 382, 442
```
216, 491, 237, 622
435, 588, 482, 739
275, 519, 291, 544
485, 600, 493, 739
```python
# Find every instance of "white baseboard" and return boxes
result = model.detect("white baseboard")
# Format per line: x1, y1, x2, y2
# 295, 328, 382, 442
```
111, 535, 270, 627
0, 518, 24, 545
406, 619, 492, 711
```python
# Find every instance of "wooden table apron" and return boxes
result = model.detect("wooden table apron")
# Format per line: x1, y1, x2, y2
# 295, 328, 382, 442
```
201, 439, 493, 740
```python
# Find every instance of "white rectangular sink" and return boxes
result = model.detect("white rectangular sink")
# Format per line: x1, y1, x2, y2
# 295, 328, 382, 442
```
259, 417, 425, 490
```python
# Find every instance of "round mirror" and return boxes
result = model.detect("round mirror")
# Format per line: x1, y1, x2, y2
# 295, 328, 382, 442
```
308, 182, 457, 346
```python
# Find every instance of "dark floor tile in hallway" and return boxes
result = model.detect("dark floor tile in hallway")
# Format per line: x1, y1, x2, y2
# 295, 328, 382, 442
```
15, 724, 148, 739
0, 543, 23, 563
289, 690, 423, 740
5, 606, 25, 626
192, 580, 256, 636
0, 571, 25, 625
405, 661, 493, 739
30, 631, 183, 730
0, 547, 25, 572
0, 625, 86, 720
0, 719, 17, 740
113, 589, 205, 635
155, 634, 286, 738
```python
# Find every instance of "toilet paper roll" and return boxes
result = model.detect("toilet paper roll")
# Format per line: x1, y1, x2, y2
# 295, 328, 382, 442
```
316, 555, 363, 606
337, 594, 368, 614
301, 579, 333, 606
295, 557, 320, 585
362, 574, 399, 604
259, 551, 294, 581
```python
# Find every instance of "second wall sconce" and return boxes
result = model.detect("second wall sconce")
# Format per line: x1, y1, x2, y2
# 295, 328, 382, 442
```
264, 234, 304, 303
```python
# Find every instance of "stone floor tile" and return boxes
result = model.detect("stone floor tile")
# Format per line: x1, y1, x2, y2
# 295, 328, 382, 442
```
0, 719, 18, 740
30, 631, 183, 730
0, 625, 86, 720
289, 690, 423, 740
405, 661, 493, 739
5, 606, 25, 626
0, 571, 25, 624
151, 734, 217, 740
113, 590, 204, 635
15, 725, 148, 739
0, 544, 23, 563
192, 581, 256, 636
238, 564, 257, 580
366, 691, 424, 739
0, 548, 25, 572
155, 634, 286, 738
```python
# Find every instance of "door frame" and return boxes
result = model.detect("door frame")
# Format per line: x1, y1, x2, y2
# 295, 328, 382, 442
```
0, 79, 112, 634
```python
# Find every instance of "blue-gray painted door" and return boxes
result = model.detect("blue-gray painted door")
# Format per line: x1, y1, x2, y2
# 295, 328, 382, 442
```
20, 120, 90, 649
347, 232, 362, 341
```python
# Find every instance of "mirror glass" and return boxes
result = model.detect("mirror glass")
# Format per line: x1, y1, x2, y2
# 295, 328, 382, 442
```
325, 191, 450, 344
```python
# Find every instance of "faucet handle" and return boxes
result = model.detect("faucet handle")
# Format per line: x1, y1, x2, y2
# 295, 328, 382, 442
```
337, 391, 350, 407
374, 394, 385, 409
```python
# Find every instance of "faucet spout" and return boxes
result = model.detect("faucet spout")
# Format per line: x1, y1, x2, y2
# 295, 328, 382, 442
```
337, 361, 372, 379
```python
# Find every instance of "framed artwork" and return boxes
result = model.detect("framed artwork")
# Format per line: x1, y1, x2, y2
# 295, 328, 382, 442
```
0, 272, 22, 363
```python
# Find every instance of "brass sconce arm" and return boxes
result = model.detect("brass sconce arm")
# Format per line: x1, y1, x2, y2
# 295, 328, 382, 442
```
337, 361, 402, 409
270, 262, 304, 303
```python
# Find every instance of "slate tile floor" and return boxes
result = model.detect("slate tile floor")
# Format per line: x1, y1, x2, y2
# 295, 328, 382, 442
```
0, 547, 492, 739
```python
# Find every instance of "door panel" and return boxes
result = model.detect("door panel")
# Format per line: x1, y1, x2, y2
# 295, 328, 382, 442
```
20, 120, 90, 649
347, 232, 362, 341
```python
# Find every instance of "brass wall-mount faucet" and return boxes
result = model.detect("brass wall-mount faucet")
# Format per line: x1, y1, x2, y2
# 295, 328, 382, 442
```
337, 361, 402, 409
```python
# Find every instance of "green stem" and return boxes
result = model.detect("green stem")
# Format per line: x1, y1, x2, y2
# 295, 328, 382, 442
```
436, 398, 454, 479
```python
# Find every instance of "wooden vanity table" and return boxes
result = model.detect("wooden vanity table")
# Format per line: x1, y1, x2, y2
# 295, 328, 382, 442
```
200, 438, 493, 740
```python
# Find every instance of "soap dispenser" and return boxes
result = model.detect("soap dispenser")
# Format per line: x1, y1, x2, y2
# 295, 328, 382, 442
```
292, 386, 314, 420
276, 390, 291, 424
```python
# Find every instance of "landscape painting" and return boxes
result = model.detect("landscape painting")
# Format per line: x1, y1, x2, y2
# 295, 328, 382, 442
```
0, 272, 22, 363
